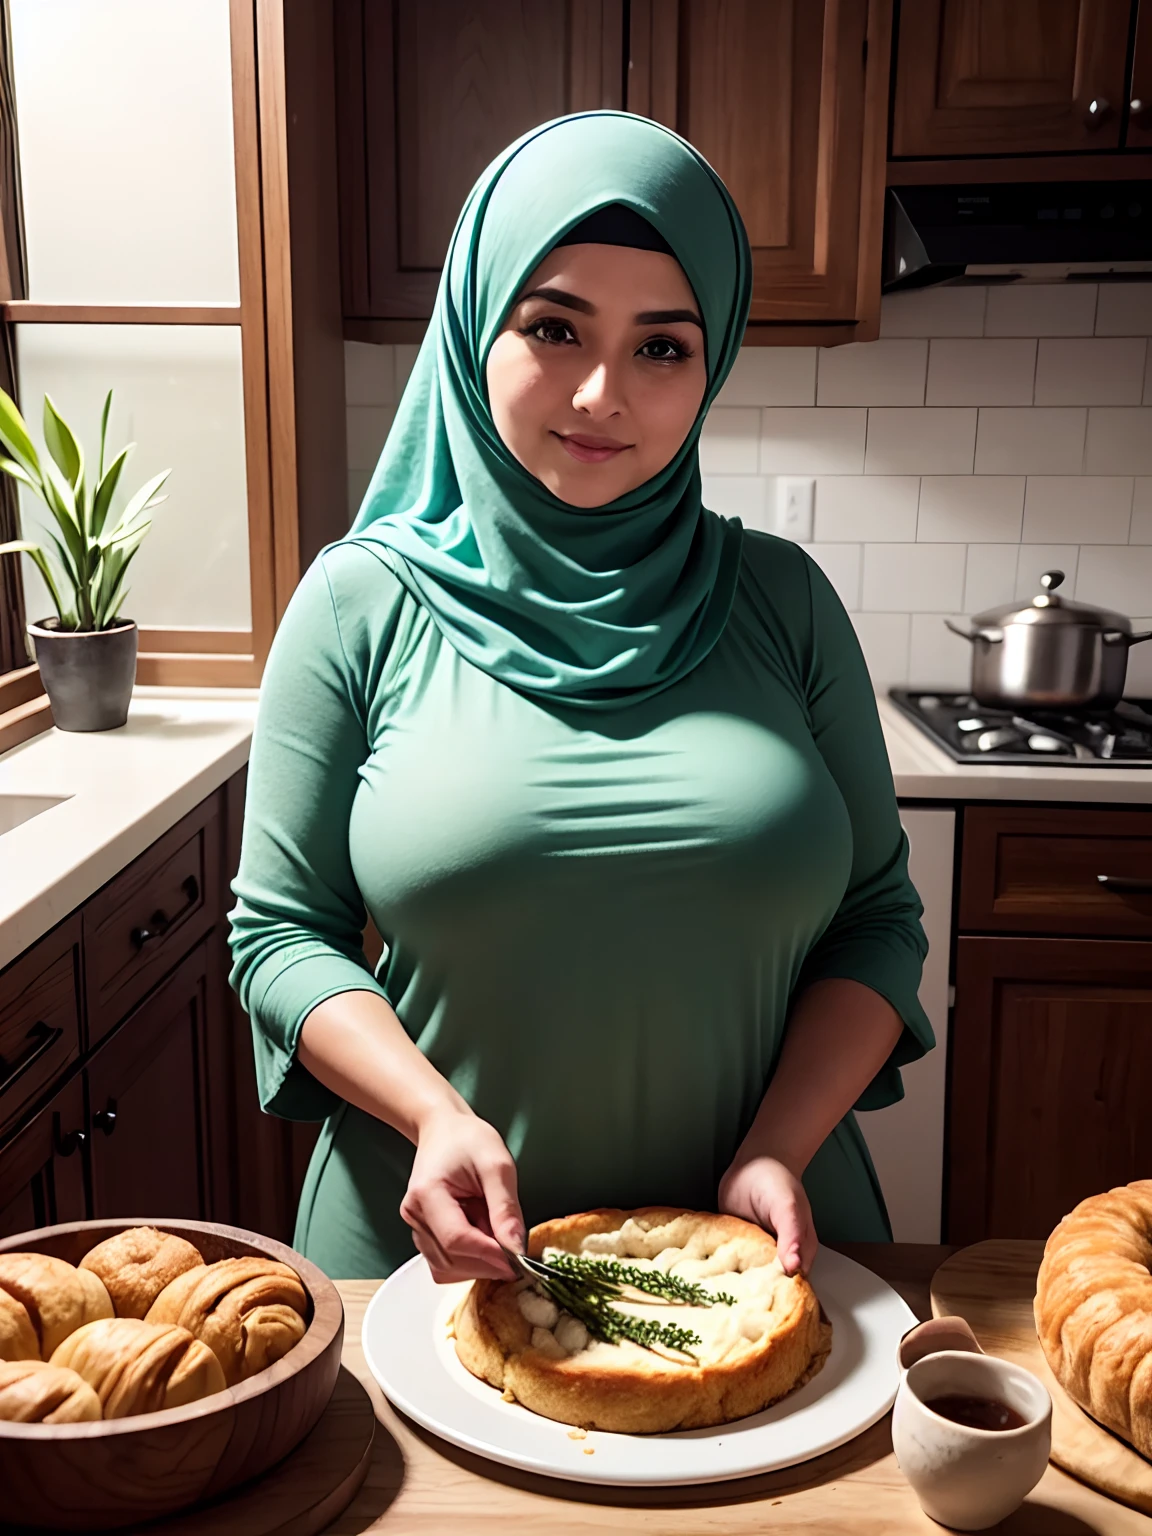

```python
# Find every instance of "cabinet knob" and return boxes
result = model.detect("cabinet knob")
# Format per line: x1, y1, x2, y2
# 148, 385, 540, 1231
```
1132, 98, 1147, 119
56, 1127, 86, 1157
93, 1104, 118, 1136
1084, 95, 1112, 129
131, 875, 200, 949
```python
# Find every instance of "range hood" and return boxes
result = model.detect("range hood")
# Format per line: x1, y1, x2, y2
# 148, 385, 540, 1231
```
883, 182, 1152, 290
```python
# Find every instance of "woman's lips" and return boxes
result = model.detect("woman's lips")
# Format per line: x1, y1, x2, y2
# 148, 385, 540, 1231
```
555, 432, 631, 464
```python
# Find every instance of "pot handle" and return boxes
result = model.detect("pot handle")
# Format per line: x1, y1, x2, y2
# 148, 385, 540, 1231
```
1125, 630, 1152, 647
944, 619, 1003, 645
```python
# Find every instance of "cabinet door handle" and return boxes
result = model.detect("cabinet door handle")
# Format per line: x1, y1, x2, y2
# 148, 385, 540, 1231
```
131, 875, 200, 948
93, 1101, 118, 1136
0, 1020, 64, 1096
56, 1126, 86, 1157
1097, 874, 1152, 895
1084, 95, 1112, 128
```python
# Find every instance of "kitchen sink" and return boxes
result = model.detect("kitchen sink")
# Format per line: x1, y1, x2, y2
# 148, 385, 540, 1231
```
0, 793, 71, 837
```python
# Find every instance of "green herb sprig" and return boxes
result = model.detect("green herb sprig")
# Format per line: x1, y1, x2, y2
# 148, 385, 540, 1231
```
523, 1251, 737, 1358
544, 1251, 737, 1308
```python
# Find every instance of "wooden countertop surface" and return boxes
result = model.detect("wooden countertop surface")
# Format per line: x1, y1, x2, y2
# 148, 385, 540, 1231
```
323, 1243, 1152, 1534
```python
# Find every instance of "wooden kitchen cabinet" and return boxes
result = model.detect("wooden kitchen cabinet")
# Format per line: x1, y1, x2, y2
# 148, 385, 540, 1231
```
336, 0, 894, 341
1131, 0, 1152, 146
85, 945, 211, 1224
336, 0, 625, 324
0, 1076, 86, 1240
628, 0, 892, 334
892, 0, 1140, 157
948, 936, 1152, 1247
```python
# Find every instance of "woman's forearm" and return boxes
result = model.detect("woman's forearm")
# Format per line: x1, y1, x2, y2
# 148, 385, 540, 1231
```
733, 978, 904, 1175
297, 989, 469, 1143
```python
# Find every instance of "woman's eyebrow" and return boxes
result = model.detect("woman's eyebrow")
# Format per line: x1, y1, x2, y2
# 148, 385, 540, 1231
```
635, 307, 703, 327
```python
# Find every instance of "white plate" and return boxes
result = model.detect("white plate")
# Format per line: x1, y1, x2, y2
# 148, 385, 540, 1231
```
361, 1247, 916, 1487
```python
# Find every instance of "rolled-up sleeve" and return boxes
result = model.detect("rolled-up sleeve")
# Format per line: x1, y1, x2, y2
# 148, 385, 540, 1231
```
795, 555, 934, 1111
228, 549, 390, 1121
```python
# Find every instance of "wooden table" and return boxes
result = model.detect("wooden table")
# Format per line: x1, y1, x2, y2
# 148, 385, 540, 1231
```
324, 1244, 1152, 1534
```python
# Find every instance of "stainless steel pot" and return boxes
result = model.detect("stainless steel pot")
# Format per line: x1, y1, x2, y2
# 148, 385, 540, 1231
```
944, 570, 1152, 710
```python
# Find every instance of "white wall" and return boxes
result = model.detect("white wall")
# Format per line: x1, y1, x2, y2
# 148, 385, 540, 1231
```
345, 284, 1152, 696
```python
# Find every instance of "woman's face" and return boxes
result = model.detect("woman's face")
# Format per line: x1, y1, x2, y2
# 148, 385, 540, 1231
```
486, 242, 707, 507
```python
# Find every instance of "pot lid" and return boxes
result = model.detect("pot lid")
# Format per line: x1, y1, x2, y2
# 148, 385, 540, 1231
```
971, 570, 1132, 633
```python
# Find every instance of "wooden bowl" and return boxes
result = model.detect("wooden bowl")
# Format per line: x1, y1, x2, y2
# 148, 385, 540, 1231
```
0, 1218, 343, 1531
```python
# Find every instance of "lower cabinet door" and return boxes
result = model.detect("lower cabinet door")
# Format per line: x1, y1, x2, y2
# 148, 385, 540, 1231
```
85, 943, 209, 1221
948, 936, 1152, 1245
0, 1076, 87, 1238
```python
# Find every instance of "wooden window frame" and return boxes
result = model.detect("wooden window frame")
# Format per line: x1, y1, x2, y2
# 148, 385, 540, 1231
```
0, 0, 306, 749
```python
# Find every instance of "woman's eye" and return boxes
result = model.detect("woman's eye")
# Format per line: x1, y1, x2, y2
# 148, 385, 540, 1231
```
530, 319, 577, 345
639, 336, 688, 363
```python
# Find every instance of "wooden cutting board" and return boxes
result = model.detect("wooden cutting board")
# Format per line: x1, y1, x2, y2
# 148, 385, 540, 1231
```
931, 1239, 1152, 1517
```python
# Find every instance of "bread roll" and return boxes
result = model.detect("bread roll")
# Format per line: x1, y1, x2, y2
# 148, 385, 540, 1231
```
1034, 1179, 1152, 1456
0, 1287, 39, 1361
0, 1254, 113, 1358
0, 1359, 101, 1423
50, 1317, 225, 1417
80, 1226, 204, 1319
147, 1258, 307, 1386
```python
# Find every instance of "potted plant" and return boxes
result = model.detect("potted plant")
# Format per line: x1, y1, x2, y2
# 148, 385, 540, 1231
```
0, 387, 170, 731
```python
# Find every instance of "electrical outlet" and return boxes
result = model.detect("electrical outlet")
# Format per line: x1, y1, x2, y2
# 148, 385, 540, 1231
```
775, 477, 815, 543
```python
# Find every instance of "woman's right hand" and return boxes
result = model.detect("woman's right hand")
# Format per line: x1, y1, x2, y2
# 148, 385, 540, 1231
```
400, 1105, 525, 1283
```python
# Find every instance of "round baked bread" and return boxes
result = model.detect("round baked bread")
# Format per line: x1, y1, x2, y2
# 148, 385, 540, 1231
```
0, 1253, 113, 1359
453, 1207, 831, 1433
0, 1359, 101, 1423
50, 1317, 226, 1417
80, 1226, 204, 1319
146, 1257, 308, 1385
1035, 1179, 1152, 1456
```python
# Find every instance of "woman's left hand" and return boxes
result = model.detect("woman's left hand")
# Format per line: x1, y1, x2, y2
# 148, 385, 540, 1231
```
718, 1155, 818, 1277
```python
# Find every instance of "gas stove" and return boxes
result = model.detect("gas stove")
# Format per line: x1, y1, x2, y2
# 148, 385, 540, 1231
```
888, 689, 1152, 766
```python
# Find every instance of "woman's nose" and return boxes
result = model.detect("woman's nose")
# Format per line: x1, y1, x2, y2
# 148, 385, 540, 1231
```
572, 361, 624, 418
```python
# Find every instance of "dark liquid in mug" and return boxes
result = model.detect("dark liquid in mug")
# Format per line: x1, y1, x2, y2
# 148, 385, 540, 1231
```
925, 1394, 1027, 1432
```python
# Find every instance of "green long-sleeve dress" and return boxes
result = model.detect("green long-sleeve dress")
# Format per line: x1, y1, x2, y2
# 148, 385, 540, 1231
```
227, 528, 933, 1279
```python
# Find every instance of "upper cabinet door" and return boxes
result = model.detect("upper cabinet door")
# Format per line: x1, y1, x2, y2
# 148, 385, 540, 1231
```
628, 0, 892, 330
336, 1, 625, 321
892, 0, 1135, 157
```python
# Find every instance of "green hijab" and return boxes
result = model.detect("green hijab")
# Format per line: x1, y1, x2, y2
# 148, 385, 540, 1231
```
347, 110, 752, 707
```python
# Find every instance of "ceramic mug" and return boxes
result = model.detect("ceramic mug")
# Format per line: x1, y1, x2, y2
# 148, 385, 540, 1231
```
891, 1317, 1053, 1532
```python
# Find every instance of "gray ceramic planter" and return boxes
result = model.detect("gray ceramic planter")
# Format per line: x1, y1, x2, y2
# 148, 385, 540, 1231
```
28, 617, 138, 731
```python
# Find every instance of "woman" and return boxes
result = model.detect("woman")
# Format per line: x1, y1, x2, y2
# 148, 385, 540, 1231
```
228, 111, 932, 1285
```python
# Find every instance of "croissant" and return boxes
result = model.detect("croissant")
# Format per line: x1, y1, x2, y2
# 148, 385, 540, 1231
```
50, 1317, 225, 1417
147, 1257, 307, 1385
1035, 1179, 1152, 1457
0, 1253, 113, 1359
0, 1359, 101, 1422
80, 1226, 204, 1320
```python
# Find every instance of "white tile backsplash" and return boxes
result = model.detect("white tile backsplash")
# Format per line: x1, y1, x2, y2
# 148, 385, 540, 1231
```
985, 283, 1098, 337
862, 544, 966, 613
974, 408, 1086, 475
1127, 620, 1152, 693
909, 613, 972, 690
1096, 284, 1152, 337
816, 340, 927, 406
807, 544, 863, 610
1084, 407, 1152, 475
1076, 545, 1152, 615
346, 290, 1152, 690
879, 287, 986, 338
1021, 477, 1133, 545
851, 612, 910, 686
1033, 338, 1147, 405
1131, 480, 1152, 543
761, 409, 867, 473
917, 476, 1024, 543
925, 340, 1036, 406
716, 348, 816, 407
814, 476, 920, 542
865, 409, 977, 475
700, 408, 761, 474
701, 474, 771, 528
964, 544, 1019, 612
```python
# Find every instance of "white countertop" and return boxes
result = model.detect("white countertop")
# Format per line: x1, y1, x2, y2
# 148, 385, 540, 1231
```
3, 684, 1151, 975
880, 694, 1152, 803
0, 689, 257, 972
